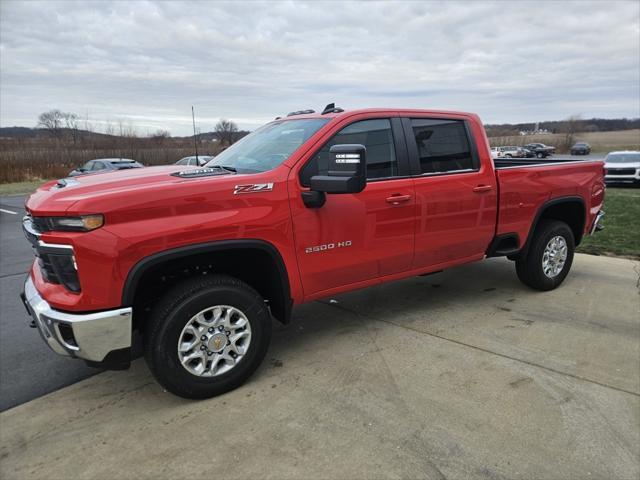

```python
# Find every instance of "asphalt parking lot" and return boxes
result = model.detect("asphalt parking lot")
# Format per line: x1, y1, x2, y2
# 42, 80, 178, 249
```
1, 235, 638, 478
0, 195, 100, 411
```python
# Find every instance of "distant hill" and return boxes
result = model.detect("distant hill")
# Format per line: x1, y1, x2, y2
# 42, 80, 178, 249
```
178, 130, 251, 142
0, 126, 118, 140
0, 126, 42, 138
0, 126, 251, 142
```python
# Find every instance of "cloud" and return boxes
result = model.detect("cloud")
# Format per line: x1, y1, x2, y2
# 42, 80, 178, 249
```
1, 0, 639, 134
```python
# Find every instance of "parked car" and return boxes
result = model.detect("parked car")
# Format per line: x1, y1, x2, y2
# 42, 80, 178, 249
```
69, 158, 144, 177
21, 106, 605, 399
490, 147, 502, 159
524, 143, 555, 158
604, 151, 640, 185
570, 142, 591, 155
499, 146, 527, 158
175, 155, 214, 167
522, 148, 536, 158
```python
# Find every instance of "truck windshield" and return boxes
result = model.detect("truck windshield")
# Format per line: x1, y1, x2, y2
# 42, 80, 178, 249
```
205, 118, 329, 173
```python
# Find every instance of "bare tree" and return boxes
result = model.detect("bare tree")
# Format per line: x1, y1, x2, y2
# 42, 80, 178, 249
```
104, 120, 115, 136
37, 109, 65, 139
150, 129, 170, 146
560, 115, 581, 152
215, 119, 238, 146
63, 112, 80, 144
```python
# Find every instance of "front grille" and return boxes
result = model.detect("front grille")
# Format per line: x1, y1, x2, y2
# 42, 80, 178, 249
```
38, 253, 61, 284
607, 168, 635, 175
31, 216, 52, 233
23, 215, 80, 293
35, 250, 81, 292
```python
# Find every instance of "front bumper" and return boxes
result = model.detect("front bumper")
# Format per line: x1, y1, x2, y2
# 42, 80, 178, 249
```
22, 275, 132, 365
605, 175, 640, 184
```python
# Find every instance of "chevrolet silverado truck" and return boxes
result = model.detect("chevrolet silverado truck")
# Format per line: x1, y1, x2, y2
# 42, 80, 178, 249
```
21, 105, 606, 399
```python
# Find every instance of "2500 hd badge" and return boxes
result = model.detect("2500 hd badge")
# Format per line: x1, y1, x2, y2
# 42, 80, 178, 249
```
305, 240, 353, 254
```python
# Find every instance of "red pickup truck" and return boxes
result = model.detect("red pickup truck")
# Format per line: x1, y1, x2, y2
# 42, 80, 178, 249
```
21, 105, 605, 399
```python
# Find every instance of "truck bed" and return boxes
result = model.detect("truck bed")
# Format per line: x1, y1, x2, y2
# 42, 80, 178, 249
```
494, 158, 605, 246
493, 157, 602, 169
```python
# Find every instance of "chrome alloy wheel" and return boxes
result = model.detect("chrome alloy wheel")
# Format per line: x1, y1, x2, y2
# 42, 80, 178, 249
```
542, 235, 568, 278
177, 305, 252, 377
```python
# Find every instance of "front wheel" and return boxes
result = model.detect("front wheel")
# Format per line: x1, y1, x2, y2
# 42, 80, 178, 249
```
536, 152, 544, 159
144, 275, 272, 399
515, 220, 575, 291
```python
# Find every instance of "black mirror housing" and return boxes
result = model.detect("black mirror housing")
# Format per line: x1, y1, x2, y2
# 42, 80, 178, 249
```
309, 144, 367, 194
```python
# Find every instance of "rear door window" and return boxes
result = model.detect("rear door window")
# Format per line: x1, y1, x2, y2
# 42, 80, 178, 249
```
408, 119, 476, 174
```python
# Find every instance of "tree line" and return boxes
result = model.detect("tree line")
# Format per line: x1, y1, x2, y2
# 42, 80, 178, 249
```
31, 109, 243, 146
485, 117, 640, 137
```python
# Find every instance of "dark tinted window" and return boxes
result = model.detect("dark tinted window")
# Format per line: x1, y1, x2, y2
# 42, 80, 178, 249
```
300, 119, 397, 185
410, 119, 475, 174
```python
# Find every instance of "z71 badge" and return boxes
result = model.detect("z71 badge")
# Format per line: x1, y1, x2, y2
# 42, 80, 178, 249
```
233, 183, 274, 195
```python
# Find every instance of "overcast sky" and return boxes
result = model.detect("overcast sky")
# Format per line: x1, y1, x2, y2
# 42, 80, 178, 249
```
1, 0, 639, 135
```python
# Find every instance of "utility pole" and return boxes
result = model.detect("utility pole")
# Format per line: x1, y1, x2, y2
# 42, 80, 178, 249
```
192, 106, 199, 162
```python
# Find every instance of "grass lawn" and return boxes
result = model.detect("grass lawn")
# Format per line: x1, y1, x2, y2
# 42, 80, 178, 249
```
577, 187, 640, 259
0, 179, 47, 196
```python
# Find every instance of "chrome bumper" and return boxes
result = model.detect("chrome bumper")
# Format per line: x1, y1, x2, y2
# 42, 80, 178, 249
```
590, 210, 605, 235
22, 275, 132, 363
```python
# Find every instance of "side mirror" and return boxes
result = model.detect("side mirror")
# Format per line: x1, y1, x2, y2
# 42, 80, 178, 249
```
309, 144, 367, 194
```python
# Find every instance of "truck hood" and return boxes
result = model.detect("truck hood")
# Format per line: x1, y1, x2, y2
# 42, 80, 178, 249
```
26, 165, 234, 214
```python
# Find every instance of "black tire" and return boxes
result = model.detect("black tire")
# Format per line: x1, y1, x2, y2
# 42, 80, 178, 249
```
536, 152, 544, 159
144, 275, 271, 399
515, 220, 575, 291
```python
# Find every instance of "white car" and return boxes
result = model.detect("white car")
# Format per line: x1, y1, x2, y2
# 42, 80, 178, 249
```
604, 151, 640, 186
490, 147, 502, 159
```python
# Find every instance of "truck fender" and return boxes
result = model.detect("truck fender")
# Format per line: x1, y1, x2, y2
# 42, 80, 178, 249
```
121, 239, 293, 323
517, 196, 586, 259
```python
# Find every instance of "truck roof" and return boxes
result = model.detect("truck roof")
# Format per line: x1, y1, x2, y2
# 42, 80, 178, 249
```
277, 107, 478, 122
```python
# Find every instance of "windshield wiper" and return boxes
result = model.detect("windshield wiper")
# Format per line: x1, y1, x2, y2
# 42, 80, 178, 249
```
208, 165, 237, 173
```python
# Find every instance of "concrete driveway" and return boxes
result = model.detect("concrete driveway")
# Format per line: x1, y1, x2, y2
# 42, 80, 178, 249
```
1, 254, 639, 479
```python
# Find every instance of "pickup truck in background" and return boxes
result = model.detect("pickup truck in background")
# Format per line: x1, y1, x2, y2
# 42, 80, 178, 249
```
524, 143, 556, 158
21, 105, 606, 399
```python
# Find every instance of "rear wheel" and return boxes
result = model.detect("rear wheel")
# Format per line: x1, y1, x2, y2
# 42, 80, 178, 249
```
516, 220, 575, 291
536, 152, 544, 159
144, 275, 271, 399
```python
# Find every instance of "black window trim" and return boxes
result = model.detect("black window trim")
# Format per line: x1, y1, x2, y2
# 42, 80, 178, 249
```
401, 117, 481, 177
298, 116, 411, 187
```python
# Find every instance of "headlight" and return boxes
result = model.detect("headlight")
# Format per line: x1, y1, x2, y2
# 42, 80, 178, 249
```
48, 214, 104, 232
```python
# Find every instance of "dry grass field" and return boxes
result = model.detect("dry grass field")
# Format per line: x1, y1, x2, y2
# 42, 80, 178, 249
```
490, 129, 640, 153
0, 137, 219, 184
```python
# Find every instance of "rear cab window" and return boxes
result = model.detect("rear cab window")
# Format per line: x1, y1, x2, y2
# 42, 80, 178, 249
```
406, 118, 478, 175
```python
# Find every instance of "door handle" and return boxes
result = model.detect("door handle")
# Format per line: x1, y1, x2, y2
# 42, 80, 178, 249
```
472, 185, 493, 193
385, 194, 412, 205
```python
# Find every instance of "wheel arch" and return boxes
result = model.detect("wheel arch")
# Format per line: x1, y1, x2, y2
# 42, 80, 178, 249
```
518, 196, 586, 258
122, 240, 293, 324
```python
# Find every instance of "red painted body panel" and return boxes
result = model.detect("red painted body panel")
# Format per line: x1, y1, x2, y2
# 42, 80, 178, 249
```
24, 109, 605, 314
496, 162, 605, 244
